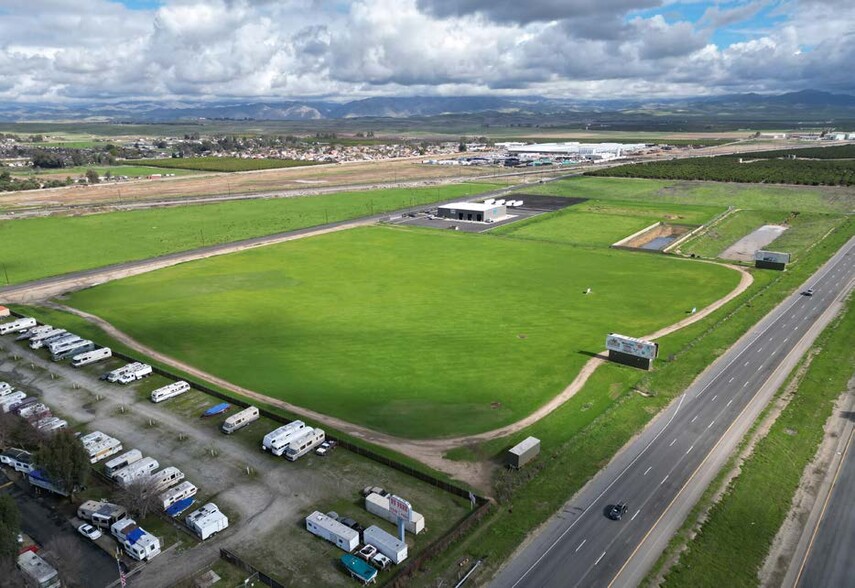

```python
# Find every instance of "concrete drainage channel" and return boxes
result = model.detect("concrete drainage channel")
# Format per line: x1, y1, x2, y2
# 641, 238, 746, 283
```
3, 313, 490, 586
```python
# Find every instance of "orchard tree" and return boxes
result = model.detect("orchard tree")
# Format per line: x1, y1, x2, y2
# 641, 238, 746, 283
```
35, 429, 90, 499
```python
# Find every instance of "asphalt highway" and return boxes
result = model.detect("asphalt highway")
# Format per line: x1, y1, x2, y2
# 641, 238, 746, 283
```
795, 428, 855, 588
493, 236, 855, 588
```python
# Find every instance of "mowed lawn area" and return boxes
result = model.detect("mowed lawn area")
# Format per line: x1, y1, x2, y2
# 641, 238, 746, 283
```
0, 183, 498, 285
66, 226, 741, 438
494, 199, 723, 247
529, 176, 855, 213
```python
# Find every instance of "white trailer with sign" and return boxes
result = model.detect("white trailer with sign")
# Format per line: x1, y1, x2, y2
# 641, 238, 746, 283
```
605, 333, 659, 370
365, 493, 425, 534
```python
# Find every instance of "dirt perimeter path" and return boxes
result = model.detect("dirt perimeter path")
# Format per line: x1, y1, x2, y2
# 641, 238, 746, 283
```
46, 261, 751, 491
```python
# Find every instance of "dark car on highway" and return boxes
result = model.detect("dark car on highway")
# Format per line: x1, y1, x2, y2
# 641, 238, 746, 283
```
607, 503, 628, 521
802, 287, 815, 296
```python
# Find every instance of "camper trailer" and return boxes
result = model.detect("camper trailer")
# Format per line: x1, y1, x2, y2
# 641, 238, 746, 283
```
71, 347, 112, 367
111, 518, 161, 562
185, 503, 229, 540
52, 340, 95, 361
285, 428, 326, 462
0, 317, 36, 335
146, 467, 185, 494
221, 406, 260, 434
112, 457, 159, 487
78, 500, 128, 530
82, 433, 123, 464
305, 511, 359, 552
262, 420, 307, 456
104, 449, 143, 477
28, 329, 67, 349
160, 481, 198, 510
150, 381, 190, 403
117, 363, 152, 384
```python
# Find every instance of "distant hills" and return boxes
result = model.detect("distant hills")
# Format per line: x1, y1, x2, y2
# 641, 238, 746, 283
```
0, 90, 853, 124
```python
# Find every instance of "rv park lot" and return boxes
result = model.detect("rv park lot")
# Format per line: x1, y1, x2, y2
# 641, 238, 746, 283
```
0, 335, 471, 587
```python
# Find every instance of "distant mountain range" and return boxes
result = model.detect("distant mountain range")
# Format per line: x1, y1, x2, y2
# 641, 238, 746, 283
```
0, 90, 853, 123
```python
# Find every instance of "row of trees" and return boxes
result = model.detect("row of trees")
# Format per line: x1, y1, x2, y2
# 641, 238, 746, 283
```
588, 156, 855, 186
739, 143, 855, 160
0, 170, 73, 192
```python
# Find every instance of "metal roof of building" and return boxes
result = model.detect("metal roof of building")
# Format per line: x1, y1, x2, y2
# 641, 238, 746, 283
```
437, 201, 504, 212
509, 436, 541, 456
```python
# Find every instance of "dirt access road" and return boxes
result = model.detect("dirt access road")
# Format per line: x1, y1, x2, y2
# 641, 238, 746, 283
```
45, 259, 751, 491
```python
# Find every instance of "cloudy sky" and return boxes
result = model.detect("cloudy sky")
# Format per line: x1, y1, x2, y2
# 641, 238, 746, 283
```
0, 0, 852, 103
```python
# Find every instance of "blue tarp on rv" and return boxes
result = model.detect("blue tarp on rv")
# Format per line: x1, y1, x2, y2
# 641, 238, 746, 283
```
166, 498, 195, 517
126, 528, 145, 544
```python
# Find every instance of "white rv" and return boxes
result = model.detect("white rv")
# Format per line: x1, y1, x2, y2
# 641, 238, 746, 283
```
150, 381, 190, 403
186, 503, 229, 540
106, 362, 144, 382
160, 481, 198, 510
52, 340, 95, 361
35, 417, 67, 431
146, 467, 184, 494
29, 329, 67, 349
0, 392, 27, 413
262, 421, 307, 456
104, 449, 143, 476
117, 364, 152, 384
47, 335, 83, 355
221, 406, 260, 434
0, 317, 36, 335
17, 551, 60, 588
16, 324, 52, 340
78, 500, 128, 530
111, 519, 161, 562
82, 433, 123, 464
72, 347, 112, 367
113, 457, 160, 487
285, 428, 326, 462
305, 511, 359, 552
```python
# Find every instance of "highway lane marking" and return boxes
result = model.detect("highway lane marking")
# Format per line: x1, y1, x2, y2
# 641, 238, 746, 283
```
643, 466, 652, 476
686, 445, 694, 455
631, 510, 640, 521
575, 540, 587, 553
744, 381, 750, 387
744, 361, 751, 367
606, 249, 855, 588
661, 475, 669, 486
708, 420, 716, 429
757, 347, 763, 353
691, 416, 698, 423
595, 552, 606, 566
728, 377, 735, 383
784, 337, 789, 343
506, 392, 689, 588
727, 399, 734, 407
669, 438, 677, 447
711, 394, 718, 402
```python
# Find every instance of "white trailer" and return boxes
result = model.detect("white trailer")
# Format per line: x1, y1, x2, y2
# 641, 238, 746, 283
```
113, 457, 160, 486
117, 364, 152, 384
150, 381, 190, 403
363, 525, 408, 564
262, 420, 307, 456
71, 347, 112, 367
47, 335, 83, 355
146, 467, 184, 494
78, 500, 128, 530
0, 317, 36, 335
221, 406, 260, 434
111, 518, 161, 562
160, 481, 198, 510
16, 324, 53, 341
186, 503, 229, 540
305, 511, 359, 552
29, 329, 67, 349
365, 493, 425, 534
35, 417, 67, 431
82, 434, 123, 464
17, 402, 50, 421
17, 551, 60, 588
52, 340, 95, 361
285, 428, 325, 462
104, 449, 143, 476
106, 363, 142, 382
0, 392, 27, 413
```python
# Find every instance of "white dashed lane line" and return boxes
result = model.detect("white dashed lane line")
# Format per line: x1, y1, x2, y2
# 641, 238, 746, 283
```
575, 540, 587, 553
643, 466, 652, 476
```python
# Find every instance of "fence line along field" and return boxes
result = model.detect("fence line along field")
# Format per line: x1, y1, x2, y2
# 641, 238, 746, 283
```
139, 156, 324, 173
64, 225, 741, 439
0, 183, 499, 285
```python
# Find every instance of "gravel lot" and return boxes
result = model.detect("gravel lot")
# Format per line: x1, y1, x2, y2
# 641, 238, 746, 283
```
0, 335, 470, 587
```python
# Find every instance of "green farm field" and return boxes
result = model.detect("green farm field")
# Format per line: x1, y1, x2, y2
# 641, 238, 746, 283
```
13, 164, 200, 178
140, 156, 322, 172
494, 199, 723, 247
529, 176, 855, 214
65, 225, 741, 438
0, 183, 498, 285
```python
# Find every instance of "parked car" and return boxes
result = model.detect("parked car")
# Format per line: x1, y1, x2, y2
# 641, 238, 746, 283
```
315, 442, 332, 456
358, 544, 378, 561
77, 523, 102, 540
607, 503, 628, 521
802, 287, 815, 296
372, 552, 392, 570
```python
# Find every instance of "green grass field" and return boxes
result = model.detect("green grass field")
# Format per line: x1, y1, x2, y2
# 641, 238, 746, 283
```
12, 165, 200, 178
0, 183, 497, 285
494, 199, 723, 247
140, 156, 322, 172
65, 225, 740, 438
528, 176, 855, 213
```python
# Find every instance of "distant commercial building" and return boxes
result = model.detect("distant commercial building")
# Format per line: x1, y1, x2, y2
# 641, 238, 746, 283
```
504, 142, 647, 160
436, 202, 506, 222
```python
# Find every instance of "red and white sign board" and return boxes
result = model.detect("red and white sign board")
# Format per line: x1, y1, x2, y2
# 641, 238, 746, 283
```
389, 495, 412, 521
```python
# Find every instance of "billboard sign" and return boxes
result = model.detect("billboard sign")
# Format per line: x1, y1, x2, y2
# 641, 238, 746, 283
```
606, 333, 658, 360
754, 250, 790, 264
389, 495, 412, 521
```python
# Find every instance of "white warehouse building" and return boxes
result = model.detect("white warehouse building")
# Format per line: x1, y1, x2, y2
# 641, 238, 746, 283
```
505, 141, 647, 159
436, 201, 506, 223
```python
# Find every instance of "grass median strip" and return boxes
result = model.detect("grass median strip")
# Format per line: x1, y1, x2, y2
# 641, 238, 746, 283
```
661, 294, 855, 588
